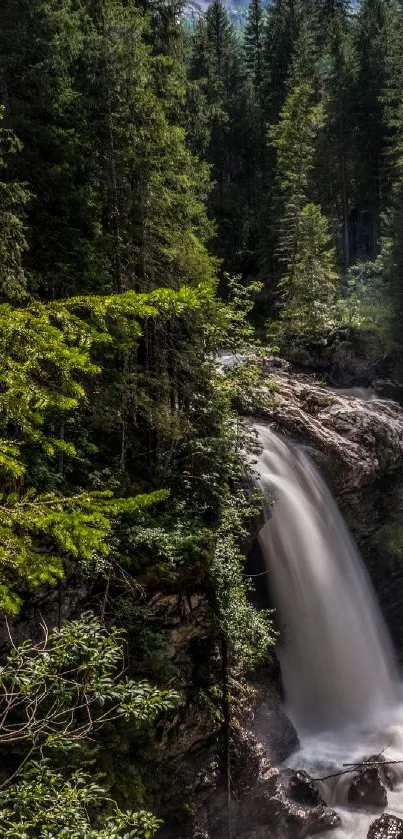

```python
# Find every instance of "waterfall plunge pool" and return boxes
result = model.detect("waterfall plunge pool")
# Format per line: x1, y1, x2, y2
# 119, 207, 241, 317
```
290, 704, 403, 838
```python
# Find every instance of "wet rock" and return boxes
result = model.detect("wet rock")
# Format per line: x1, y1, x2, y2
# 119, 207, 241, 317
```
348, 764, 388, 809
362, 755, 396, 791
229, 729, 266, 796
251, 684, 299, 763
204, 763, 341, 839
367, 813, 403, 838
288, 770, 326, 807
254, 368, 403, 494
262, 354, 292, 375
242, 359, 403, 554
373, 379, 403, 405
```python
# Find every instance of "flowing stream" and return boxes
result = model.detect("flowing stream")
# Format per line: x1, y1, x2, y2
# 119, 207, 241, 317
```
254, 424, 403, 838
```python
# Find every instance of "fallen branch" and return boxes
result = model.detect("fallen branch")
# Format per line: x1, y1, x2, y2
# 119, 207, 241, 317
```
312, 752, 403, 782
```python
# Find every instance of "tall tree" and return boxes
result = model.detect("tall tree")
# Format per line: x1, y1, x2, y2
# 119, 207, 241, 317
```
0, 110, 29, 302
378, 1, 403, 355
261, 0, 297, 128
268, 24, 321, 263
267, 22, 339, 327
191, 0, 259, 272
351, 0, 390, 259
244, 0, 265, 95
278, 202, 338, 334
315, 5, 357, 272
0, 0, 215, 296
0, 0, 107, 298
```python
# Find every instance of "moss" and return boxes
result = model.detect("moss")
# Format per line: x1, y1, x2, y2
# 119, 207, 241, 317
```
371, 522, 403, 571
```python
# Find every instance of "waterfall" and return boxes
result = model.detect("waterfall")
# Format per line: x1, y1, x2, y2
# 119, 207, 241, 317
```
255, 424, 399, 733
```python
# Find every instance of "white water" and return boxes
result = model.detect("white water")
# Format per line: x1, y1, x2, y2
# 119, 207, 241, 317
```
254, 424, 403, 838
289, 712, 403, 839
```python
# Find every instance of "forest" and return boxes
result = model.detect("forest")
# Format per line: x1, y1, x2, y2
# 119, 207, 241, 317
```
1, 0, 403, 838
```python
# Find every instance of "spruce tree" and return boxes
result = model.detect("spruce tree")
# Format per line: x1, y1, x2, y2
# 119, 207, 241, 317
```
261, 0, 297, 128
278, 203, 338, 334
0, 0, 215, 296
378, 1, 403, 355
268, 23, 339, 331
0, 112, 29, 302
244, 0, 265, 95
269, 24, 321, 268
315, 6, 356, 271
351, 0, 390, 258
0, 0, 99, 298
191, 0, 258, 271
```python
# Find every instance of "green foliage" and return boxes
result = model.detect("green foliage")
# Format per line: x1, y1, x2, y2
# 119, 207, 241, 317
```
210, 489, 276, 671
261, 0, 297, 127
0, 489, 168, 614
220, 356, 281, 413
0, 281, 255, 609
267, 21, 344, 337
270, 76, 323, 205
6, 0, 403, 830
0, 301, 101, 458
371, 522, 403, 573
336, 259, 389, 330
0, 0, 216, 297
244, 0, 264, 92
0, 761, 161, 839
278, 203, 338, 334
0, 613, 178, 749
190, 0, 261, 271
0, 110, 29, 303
0, 616, 177, 836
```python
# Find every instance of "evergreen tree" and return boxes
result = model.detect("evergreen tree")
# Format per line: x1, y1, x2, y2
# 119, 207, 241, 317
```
0, 0, 99, 298
79, 0, 215, 293
278, 202, 338, 333
267, 23, 339, 329
0, 111, 29, 302
244, 0, 265, 95
315, 6, 357, 271
191, 0, 259, 272
0, 0, 215, 296
261, 0, 297, 128
351, 0, 390, 258
268, 24, 322, 272
378, 1, 403, 355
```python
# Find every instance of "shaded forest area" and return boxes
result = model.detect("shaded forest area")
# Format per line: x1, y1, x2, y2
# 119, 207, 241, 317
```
0, 0, 402, 836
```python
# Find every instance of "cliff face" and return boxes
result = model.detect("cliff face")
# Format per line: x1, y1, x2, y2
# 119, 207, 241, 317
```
240, 355, 403, 651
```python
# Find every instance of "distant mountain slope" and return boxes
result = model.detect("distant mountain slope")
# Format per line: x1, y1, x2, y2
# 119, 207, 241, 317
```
184, 0, 359, 30
184, 0, 252, 29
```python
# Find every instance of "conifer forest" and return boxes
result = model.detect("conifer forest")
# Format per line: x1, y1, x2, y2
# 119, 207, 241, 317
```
4, 1, 403, 838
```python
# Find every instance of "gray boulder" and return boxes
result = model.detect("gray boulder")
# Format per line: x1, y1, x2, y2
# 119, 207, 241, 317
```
367, 814, 403, 838
348, 764, 388, 809
288, 770, 326, 808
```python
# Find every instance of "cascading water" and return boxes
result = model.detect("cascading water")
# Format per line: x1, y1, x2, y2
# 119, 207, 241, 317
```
255, 423, 399, 732
254, 424, 403, 838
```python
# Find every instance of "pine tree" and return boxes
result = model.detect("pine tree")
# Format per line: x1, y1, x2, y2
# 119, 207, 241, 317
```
0, 0, 100, 298
191, 0, 259, 272
0, 0, 216, 296
244, 0, 265, 95
268, 23, 339, 330
378, 1, 403, 355
261, 0, 297, 128
279, 202, 338, 333
0, 111, 29, 302
315, 6, 357, 272
351, 0, 390, 258
269, 24, 322, 269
